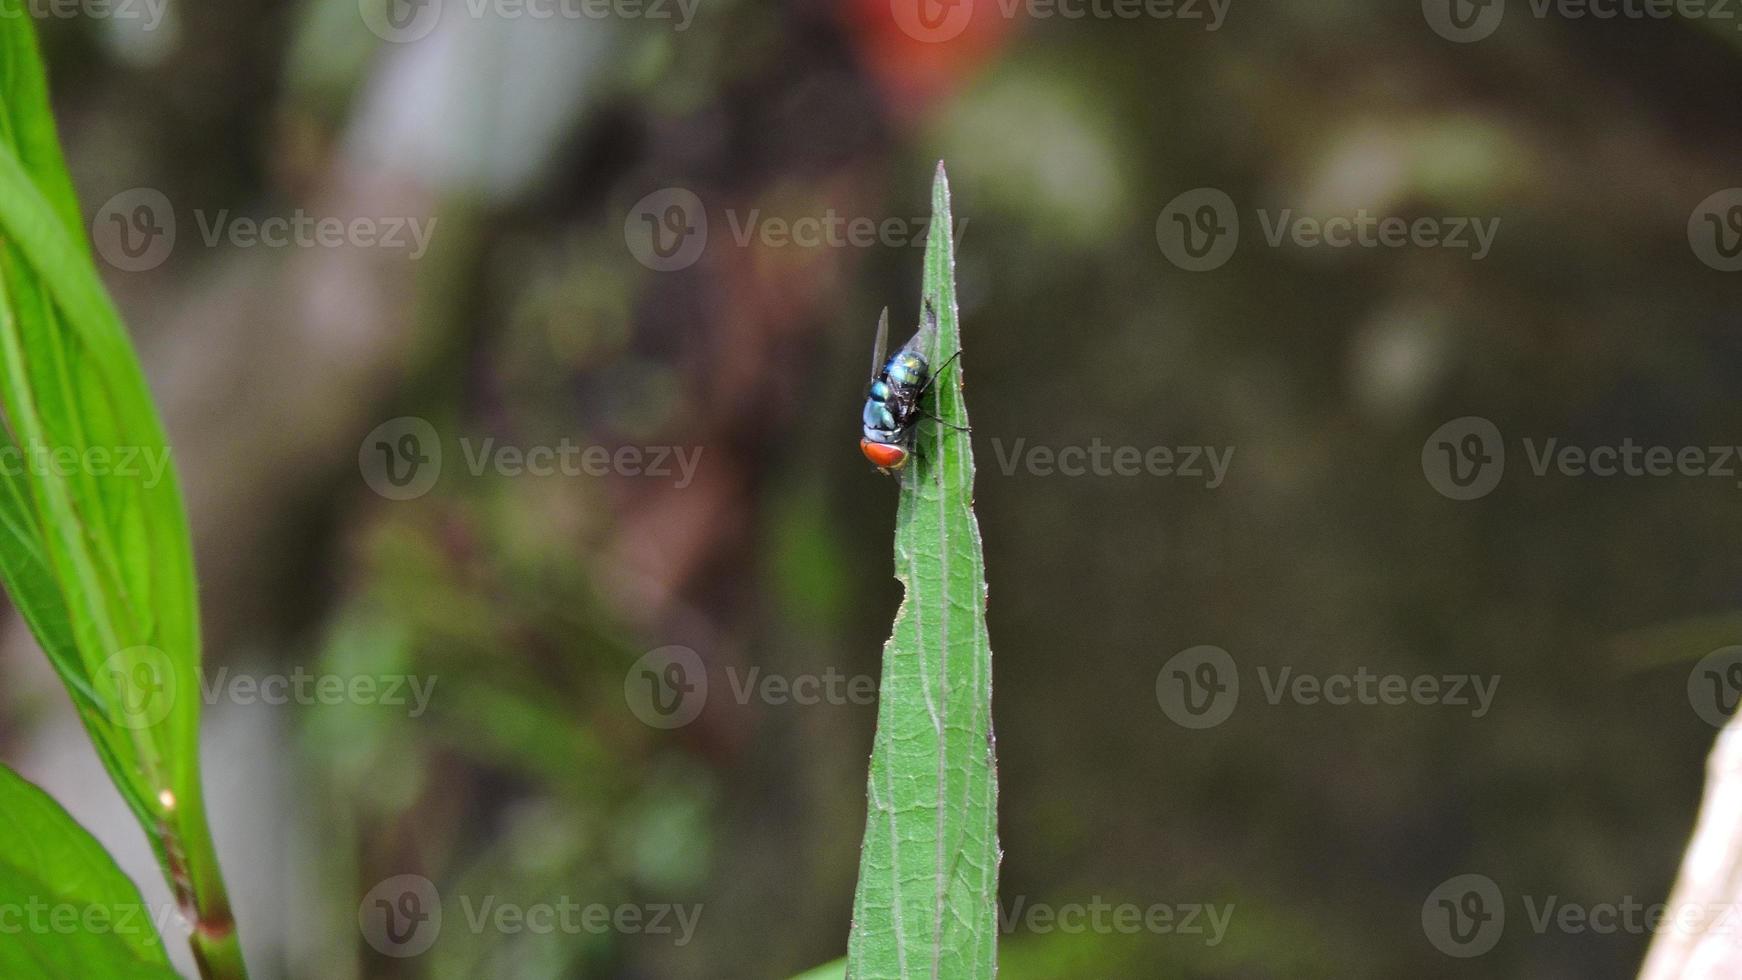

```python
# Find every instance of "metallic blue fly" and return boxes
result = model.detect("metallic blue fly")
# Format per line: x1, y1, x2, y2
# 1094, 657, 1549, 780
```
859, 300, 965, 475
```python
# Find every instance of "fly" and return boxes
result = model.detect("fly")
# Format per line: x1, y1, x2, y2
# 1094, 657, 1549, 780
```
859, 300, 966, 475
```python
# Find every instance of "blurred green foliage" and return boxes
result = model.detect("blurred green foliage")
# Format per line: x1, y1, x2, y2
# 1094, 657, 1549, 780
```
12, 1, 1742, 977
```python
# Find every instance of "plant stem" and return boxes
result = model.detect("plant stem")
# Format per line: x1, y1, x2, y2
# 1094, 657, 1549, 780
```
178, 794, 247, 980
191, 924, 246, 980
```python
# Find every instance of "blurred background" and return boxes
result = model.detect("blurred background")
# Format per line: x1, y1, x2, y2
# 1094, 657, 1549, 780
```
6, 0, 1742, 976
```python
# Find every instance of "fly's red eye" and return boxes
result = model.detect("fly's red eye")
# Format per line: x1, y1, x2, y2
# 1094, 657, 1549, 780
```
860, 439, 909, 470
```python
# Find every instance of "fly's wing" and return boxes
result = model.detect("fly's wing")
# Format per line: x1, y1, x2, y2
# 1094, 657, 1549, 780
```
870, 307, 890, 384
895, 298, 939, 361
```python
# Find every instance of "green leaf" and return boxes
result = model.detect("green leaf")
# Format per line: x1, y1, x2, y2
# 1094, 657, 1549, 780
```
791, 958, 846, 980
0, 6, 199, 842
0, 2, 85, 241
0, 763, 183, 979
847, 163, 1001, 979
0, 16, 243, 977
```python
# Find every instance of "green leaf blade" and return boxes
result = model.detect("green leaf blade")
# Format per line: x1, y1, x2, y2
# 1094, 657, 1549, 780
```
0, 16, 243, 977
0, 4, 86, 241
848, 163, 1000, 980
0, 763, 183, 980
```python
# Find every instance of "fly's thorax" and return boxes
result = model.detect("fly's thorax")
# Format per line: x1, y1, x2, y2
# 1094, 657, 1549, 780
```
863, 398, 897, 431
885, 351, 929, 388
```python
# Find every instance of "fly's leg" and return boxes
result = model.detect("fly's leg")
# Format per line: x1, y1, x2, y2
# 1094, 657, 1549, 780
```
919, 410, 969, 432
914, 350, 968, 436
914, 350, 963, 401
